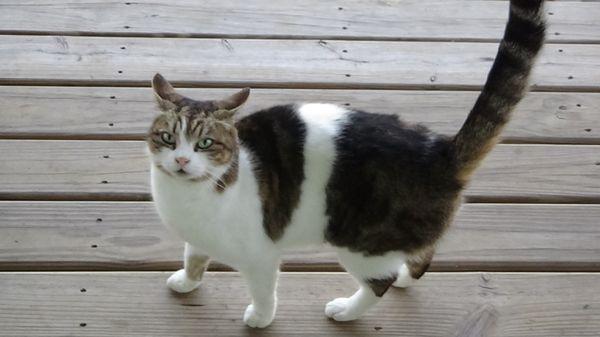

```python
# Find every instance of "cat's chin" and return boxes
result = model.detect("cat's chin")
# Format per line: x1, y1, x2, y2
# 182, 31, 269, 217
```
173, 171, 209, 182
155, 164, 209, 182
174, 169, 198, 180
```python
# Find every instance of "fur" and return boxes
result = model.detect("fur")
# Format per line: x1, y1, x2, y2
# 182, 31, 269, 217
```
148, 0, 546, 328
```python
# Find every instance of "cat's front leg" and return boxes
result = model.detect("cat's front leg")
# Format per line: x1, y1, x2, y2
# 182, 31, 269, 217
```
239, 257, 280, 328
167, 242, 210, 293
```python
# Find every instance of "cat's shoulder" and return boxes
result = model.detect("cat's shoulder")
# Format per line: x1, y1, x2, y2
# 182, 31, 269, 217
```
236, 103, 350, 130
235, 104, 299, 131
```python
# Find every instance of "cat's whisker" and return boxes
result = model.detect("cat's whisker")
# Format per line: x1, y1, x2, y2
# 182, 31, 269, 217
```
205, 170, 227, 190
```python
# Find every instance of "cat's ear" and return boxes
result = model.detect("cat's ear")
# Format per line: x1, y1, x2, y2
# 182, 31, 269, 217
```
151, 73, 187, 112
213, 88, 250, 119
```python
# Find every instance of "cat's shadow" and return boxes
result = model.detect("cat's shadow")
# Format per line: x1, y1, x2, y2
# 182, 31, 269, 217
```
239, 288, 414, 337
166, 284, 417, 335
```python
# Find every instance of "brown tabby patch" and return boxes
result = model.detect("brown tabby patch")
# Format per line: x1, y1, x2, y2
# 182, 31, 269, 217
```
406, 247, 435, 280
186, 254, 210, 281
215, 155, 239, 193
366, 274, 398, 297
325, 111, 463, 256
236, 105, 307, 241
147, 112, 178, 153
452, 0, 545, 181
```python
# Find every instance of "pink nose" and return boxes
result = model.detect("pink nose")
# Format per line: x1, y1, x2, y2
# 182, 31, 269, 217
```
175, 157, 190, 167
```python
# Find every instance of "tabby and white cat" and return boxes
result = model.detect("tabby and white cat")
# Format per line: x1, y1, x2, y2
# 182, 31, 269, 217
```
148, 0, 545, 328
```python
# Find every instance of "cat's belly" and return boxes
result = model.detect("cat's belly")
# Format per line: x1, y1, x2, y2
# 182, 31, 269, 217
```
151, 166, 273, 267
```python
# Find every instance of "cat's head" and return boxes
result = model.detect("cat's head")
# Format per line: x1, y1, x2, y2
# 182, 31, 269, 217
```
147, 73, 249, 184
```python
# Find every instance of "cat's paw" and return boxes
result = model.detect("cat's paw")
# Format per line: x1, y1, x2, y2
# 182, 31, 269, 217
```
392, 264, 415, 288
325, 297, 360, 321
243, 304, 275, 328
166, 269, 201, 293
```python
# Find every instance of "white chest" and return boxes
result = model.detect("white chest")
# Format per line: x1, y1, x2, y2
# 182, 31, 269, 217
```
150, 153, 272, 266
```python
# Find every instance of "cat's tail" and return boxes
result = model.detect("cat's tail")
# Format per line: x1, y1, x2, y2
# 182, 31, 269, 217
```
452, 0, 546, 179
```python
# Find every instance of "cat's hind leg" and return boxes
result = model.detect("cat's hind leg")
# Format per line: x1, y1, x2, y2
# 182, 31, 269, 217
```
167, 242, 210, 293
393, 247, 434, 288
325, 249, 403, 322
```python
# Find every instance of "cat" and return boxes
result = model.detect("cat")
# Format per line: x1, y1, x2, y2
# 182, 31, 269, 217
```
148, 0, 545, 328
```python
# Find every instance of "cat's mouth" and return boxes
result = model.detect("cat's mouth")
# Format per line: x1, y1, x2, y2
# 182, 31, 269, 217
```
155, 163, 207, 181
175, 169, 210, 183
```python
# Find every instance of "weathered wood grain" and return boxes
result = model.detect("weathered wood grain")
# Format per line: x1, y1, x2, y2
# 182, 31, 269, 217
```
467, 144, 600, 203
0, 1, 598, 43
0, 141, 598, 202
0, 140, 149, 200
1, 202, 599, 272
0, 36, 598, 90
0, 272, 598, 336
1, 87, 598, 144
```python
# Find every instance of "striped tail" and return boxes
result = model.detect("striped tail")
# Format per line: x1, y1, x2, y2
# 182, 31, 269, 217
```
453, 0, 546, 179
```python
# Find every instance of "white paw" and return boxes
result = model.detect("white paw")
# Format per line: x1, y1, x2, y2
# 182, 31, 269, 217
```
243, 304, 275, 328
392, 264, 414, 288
166, 269, 201, 293
325, 297, 360, 321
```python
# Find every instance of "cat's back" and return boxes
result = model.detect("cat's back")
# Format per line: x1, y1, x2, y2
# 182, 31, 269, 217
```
236, 103, 347, 145
237, 102, 449, 159
325, 110, 462, 255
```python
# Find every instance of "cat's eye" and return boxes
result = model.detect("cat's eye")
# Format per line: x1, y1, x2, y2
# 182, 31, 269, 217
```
160, 132, 174, 145
195, 138, 214, 151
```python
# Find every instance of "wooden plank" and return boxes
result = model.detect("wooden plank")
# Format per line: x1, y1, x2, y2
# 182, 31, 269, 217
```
0, 140, 598, 202
0, 1, 598, 43
0, 140, 148, 201
1, 87, 599, 144
1, 202, 599, 272
0, 272, 598, 336
468, 144, 600, 203
0, 36, 598, 90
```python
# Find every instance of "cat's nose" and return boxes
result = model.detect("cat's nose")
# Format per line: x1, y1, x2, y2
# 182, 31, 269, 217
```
175, 157, 190, 167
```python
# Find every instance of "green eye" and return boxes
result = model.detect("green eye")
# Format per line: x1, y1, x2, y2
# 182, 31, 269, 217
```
160, 132, 174, 145
195, 138, 214, 151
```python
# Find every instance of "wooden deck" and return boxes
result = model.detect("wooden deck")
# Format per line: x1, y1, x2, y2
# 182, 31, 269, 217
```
0, 1, 599, 336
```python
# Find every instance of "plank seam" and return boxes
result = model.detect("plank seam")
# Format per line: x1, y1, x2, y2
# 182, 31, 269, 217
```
0, 30, 597, 44
1, 264, 600, 273
0, 80, 599, 93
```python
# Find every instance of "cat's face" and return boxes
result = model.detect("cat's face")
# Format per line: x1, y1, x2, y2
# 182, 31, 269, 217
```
147, 73, 249, 182
148, 109, 238, 181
